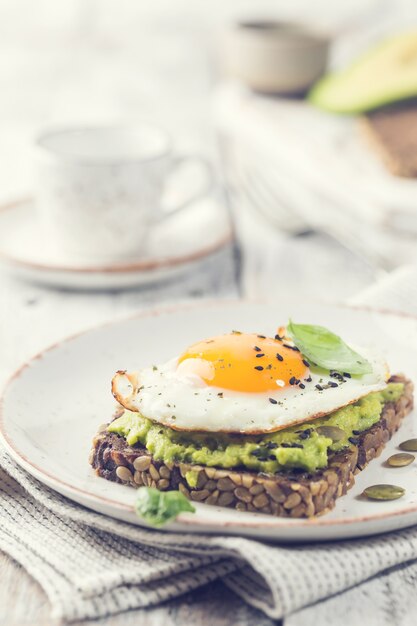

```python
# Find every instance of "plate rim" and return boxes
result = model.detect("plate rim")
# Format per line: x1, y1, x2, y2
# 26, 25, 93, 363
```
1, 298, 417, 532
0, 198, 233, 274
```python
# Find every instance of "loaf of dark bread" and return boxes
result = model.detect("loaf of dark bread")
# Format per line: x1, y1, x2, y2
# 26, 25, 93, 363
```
361, 103, 417, 177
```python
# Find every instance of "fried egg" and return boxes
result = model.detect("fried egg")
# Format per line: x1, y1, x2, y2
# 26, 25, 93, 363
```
112, 331, 388, 434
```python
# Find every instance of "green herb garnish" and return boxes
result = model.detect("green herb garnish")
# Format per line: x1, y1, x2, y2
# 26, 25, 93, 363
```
135, 487, 195, 527
287, 320, 372, 375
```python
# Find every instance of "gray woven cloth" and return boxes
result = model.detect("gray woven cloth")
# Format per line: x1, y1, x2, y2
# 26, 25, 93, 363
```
2, 445, 417, 625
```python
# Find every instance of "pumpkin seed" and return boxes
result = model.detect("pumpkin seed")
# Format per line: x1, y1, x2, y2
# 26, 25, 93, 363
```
387, 453, 415, 467
316, 426, 345, 442
399, 439, 417, 452
363, 484, 405, 501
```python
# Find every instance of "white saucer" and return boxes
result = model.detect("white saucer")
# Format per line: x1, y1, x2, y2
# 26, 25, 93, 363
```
0, 198, 233, 290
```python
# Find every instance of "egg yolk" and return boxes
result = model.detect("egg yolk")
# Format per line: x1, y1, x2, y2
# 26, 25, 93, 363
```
177, 332, 308, 393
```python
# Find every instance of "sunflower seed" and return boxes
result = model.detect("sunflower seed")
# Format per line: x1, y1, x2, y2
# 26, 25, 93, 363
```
133, 456, 151, 471
115, 466, 133, 482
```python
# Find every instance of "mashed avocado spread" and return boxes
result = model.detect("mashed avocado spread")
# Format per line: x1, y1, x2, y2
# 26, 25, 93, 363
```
108, 383, 403, 474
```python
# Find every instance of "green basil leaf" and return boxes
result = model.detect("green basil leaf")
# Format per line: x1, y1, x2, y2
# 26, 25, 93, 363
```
135, 486, 195, 527
287, 320, 373, 375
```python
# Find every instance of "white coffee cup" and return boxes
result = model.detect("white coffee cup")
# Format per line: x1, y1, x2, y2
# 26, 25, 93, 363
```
35, 124, 213, 261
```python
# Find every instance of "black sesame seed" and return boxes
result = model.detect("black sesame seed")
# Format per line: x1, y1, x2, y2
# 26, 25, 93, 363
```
299, 429, 312, 440
275, 334, 283, 341
281, 442, 291, 448
349, 437, 360, 445
266, 442, 278, 449
343, 372, 352, 378
302, 359, 310, 367
289, 376, 297, 385
217, 392, 223, 398
299, 383, 306, 389
291, 443, 304, 449
330, 371, 345, 381
304, 376, 312, 383
269, 398, 278, 404
251, 448, 269, 460
283, 343, 300, 351
255, 353, 265, 358
254, 365, 264, 371
253, 346, 261, 352
328, 381, 338, 388
276, 352, 284, 362
257, 334, 266, 339
352, 429, 361, 435
315, 384, 323, 391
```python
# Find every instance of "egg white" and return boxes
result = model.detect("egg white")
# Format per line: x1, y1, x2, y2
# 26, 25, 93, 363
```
112, 346, 389, 434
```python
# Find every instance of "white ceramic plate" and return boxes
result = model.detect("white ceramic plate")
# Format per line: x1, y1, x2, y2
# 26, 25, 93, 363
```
0, 199, 232, 290
1, 300, 417, 542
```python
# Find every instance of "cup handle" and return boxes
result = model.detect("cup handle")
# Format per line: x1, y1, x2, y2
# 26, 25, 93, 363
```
159, 155, 214, 220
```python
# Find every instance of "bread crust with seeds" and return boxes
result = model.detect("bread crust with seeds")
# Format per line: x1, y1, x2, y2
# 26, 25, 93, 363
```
89, 375, 413, 518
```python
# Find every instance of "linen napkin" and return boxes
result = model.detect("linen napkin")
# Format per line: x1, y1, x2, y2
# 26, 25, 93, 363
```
2, 443, 417, 625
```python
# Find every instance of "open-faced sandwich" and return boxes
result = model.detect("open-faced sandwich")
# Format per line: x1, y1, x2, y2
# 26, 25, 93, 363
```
90, 321, 414, 518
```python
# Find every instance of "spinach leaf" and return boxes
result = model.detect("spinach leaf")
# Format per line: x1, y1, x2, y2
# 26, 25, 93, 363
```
135, 487, 195, 527
287, 320, 372, 375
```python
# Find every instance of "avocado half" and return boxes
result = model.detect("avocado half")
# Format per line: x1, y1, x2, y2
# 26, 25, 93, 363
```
309, 31, 417, 114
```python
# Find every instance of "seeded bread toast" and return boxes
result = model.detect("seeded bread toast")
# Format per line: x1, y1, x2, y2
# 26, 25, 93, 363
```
89, 375, 413, 518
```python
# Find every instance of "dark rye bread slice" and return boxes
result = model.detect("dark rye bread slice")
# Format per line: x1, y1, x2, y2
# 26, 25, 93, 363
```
360, 102, 417, 178
89, 375, 413, 518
